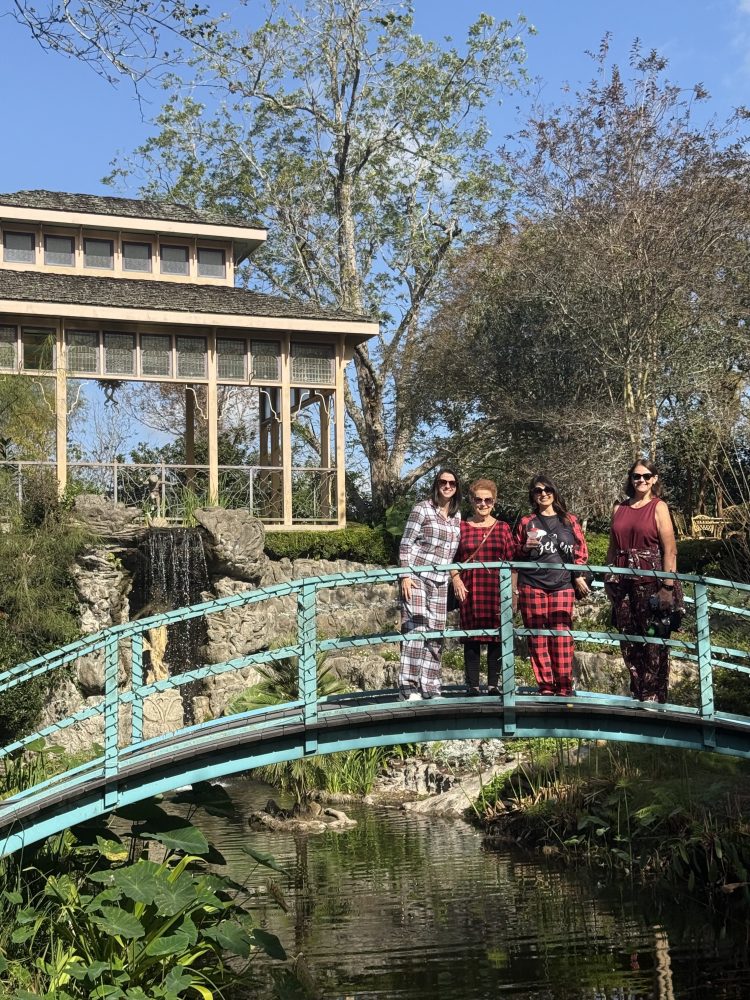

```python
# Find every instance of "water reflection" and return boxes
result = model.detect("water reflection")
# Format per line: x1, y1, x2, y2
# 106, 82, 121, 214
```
190, 780, 750, 999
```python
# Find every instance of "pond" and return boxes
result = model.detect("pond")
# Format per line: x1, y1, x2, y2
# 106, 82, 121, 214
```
197, 780, 750, 1000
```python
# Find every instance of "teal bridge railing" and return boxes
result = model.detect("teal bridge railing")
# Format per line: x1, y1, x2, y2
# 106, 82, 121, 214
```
0, 560, 749, 856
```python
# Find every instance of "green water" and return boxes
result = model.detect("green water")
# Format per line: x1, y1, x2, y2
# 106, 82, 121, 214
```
200, 780, 750, 1000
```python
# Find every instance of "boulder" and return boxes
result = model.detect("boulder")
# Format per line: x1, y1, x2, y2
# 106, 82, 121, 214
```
573, 650, 629, 696
325, 653, 396, 691
71, 548, 132, 695
193, 508, 267, 582
68, 494, 146, 544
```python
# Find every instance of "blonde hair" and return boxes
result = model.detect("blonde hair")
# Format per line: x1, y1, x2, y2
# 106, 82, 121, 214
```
470, 478, 497, 499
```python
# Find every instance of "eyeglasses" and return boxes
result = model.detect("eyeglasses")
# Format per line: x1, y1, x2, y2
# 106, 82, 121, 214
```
533, 487, 553, 497
472, 497, 494, 506
631, 472, 654, 482
437, 479, 457, 489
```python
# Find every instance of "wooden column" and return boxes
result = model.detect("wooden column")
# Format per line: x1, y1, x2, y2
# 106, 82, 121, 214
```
184, 384, 195, 488
335, 339, 347, 527
55, 320, 67, 495
281, 333, 293, 527
319, 392, 332, 519
207, 329, 219, 504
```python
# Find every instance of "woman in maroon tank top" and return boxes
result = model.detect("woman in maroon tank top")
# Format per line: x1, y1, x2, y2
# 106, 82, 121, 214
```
606, 459, 682, 702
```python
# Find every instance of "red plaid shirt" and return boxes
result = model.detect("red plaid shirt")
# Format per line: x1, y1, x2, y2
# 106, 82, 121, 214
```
456, 519, 515, 631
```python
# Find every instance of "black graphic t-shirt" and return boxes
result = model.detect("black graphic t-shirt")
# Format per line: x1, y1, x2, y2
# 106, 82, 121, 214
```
518, 514, 575, 592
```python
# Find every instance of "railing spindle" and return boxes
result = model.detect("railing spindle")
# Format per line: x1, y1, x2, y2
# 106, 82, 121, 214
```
297, 581, 318, 753
694, 581, 715, 746
499, 564, 516, 734
131, 632, 143, 744
103, 635, 120, 808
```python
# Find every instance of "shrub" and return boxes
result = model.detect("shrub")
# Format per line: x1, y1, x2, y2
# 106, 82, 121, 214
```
676, 538, 749, 582
264, 525, 392, 565
584, 531, 610, 569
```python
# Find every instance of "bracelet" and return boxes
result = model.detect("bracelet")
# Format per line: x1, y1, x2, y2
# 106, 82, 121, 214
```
512, 589, 519, 596
661, 583, 675, 591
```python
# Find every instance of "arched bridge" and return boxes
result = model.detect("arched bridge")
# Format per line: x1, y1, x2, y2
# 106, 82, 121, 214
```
0, 560, 749, 856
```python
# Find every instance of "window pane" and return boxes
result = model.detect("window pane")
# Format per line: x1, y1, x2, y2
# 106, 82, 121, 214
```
0, 327, 17, 370
198, 248, 226, 278
123, 242, 152, 272
251, 341, 280, 380
291, 343, 334, 384
217, 338, 246, 380
22, 329, 54, 370
160, 245, 189, 275
3, 232, 35, 264
84, 238, 113, 269
104, 333, 135, 374
141, 334, 172, 376
177, 336, 207, 378
67, 331, 98, 373
44, 235, 75, 266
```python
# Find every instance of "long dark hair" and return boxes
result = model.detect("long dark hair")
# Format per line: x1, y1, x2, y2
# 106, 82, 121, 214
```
528, 473, 571, 525
624, 458, 663, 499
430, 466, 462, 516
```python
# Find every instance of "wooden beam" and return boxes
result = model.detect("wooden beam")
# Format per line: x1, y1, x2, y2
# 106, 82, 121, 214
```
335, 340, 346, 527
55, 320, 67, 496
207, 330, 219, 504
281, 333, 293, 527
185, 384, 195, 488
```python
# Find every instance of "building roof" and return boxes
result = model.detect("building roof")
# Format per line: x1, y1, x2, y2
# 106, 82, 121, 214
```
0, 190, 261, 231
0, 268, 367, 325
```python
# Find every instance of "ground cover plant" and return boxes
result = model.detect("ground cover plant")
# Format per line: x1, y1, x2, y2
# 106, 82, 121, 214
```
0, 782, 293, 999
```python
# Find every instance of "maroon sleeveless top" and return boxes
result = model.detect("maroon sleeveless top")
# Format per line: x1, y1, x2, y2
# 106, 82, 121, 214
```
611, 499, 662, 558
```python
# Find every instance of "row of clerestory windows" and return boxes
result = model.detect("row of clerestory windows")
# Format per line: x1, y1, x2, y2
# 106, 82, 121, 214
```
2, 230, 227, 278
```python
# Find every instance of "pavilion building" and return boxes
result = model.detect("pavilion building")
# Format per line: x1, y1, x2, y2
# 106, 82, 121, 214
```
0, 191, 377, 528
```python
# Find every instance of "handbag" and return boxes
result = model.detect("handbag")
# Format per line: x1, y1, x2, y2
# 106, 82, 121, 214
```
449, 522, 499, 610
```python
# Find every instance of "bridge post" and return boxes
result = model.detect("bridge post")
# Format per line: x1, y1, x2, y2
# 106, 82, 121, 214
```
131, 633, 143, 744
103, 635, 120, 809
694, 582, 716, 748
298, 581, 318, 754
499, 565, 516, 734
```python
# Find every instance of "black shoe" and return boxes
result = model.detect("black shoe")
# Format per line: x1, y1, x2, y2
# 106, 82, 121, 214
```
467, 687, 481, 697
487, 686, 500, 697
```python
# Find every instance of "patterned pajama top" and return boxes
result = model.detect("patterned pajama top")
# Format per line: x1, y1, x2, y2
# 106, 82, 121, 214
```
399, 499, 461, 584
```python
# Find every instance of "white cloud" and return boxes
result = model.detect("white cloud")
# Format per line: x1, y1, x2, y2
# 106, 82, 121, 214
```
739, 0, 750, 14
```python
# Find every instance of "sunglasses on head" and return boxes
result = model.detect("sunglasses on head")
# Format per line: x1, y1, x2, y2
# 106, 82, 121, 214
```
631, 472, 654, 482
533, 486, 553, 497
438, 478, 457, 488
472, 496, 494, 506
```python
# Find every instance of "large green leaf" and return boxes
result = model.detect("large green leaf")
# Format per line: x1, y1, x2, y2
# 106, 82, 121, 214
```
108, 860, 163, 904
163, 967, 194, 994
241, 845, 289, 874
203, 919, 252, 958
132, 815, 209, 856
144, 930, 192, 957
85, 960, 111, 980
178, 914, 198, 947
170, 781, 236, 817
153, 873, 197, 915
0, 954, 7, 974
252, 928, 287, 960
90, 987, 126, 999
90, 907, 145, 940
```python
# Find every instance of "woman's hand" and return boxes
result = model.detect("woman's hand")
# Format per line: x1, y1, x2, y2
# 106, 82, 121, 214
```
573, 576, 590, 599
401, 577, 414, 603
452, 576, 468, 603
657, 585, 674, 610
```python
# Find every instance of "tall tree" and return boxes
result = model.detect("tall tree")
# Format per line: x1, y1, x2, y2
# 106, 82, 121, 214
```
106, 0, 530, 515
425, 40, 750, 515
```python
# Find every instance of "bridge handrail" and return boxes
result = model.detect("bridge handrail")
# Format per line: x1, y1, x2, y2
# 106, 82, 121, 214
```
0, 561, 744, 696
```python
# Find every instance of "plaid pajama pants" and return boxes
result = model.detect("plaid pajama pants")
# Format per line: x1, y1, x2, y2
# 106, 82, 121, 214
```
399, 577, 448, 696
518, 585, 575, 696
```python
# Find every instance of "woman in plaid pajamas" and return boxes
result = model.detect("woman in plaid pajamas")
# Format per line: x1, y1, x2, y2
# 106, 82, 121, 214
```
451, 479, 515, 695
399, 468, 462, 700
513, 475, 590, 697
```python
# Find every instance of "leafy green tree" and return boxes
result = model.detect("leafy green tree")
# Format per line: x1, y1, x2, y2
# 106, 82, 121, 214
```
107, 0, 531, 515
425, 40, 750, 518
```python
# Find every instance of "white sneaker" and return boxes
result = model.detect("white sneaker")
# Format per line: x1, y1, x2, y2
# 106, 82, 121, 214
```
407, 692, 422, 702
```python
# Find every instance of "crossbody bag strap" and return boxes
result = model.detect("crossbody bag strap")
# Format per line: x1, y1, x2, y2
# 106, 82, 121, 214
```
465, 520, 499, 563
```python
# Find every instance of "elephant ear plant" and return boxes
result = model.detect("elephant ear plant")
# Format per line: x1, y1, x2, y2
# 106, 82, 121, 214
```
0, 781, 292, 999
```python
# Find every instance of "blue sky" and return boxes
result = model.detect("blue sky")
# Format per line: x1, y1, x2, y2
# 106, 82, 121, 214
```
1, 0, 748, 197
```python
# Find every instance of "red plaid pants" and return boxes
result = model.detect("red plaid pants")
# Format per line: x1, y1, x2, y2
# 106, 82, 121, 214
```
518, 585, 575, 696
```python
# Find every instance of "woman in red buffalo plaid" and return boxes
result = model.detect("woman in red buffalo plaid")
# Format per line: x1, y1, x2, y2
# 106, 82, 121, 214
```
513, 474, 590, 697
451, 479, 514, 695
